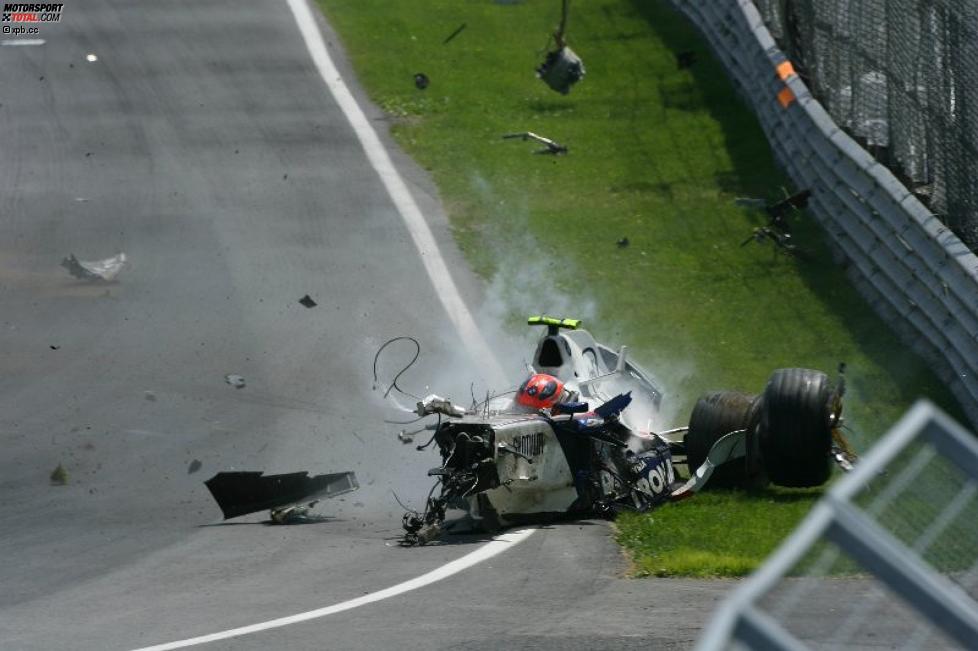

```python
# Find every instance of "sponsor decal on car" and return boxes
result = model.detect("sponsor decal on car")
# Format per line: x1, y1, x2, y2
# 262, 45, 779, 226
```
635, 454, 674, 497
513, 431, 545, 457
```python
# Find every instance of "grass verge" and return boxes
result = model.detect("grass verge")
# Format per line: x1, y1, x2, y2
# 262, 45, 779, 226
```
319, 0, 964, 576
615, 487, 823, 577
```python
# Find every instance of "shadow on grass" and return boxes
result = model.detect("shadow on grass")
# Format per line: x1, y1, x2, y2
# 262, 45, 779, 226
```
630, 0, 776, 196
609, 180, 674, 197
700, 486, 824, 504
525, 98, 577, 113
629, 0, 963, 422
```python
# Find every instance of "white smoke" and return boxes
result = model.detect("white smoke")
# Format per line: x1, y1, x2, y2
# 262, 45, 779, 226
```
357, 171, 700, 519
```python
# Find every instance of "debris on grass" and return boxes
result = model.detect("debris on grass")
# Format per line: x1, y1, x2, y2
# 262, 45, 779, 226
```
442, 22, 466, 45
616, 237, 629, 248
50, 463, 68, 485
737, 189, 812, 256
414, 72, 429, 90
741, 225, 796, 254
502, 131, 567, 155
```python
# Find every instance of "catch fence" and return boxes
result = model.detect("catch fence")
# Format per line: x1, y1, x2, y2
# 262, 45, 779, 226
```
666, 0, 978, 428
754, 0, 978, 251
697, 401, 978, 650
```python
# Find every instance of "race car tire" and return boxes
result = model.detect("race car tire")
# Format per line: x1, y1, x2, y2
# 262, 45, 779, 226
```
758, 368, 833, 487
685, 391, 765, 489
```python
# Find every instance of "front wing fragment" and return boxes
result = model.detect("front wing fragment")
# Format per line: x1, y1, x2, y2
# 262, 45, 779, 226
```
204, 470, 358, 519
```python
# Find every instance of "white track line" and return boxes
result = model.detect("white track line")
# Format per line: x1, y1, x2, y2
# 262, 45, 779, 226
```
130, 528, 535, 650
286, 0, 505, 383
130, 5, 530, 649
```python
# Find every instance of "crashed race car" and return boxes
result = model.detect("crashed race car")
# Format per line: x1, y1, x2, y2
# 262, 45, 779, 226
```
398, 316, 857, 545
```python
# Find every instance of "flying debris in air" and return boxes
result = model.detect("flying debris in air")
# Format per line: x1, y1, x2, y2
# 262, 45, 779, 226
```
503, 131, 567, 155
536, 0, 585, 94
737, 189, 812, 255
61, 252, 127, 282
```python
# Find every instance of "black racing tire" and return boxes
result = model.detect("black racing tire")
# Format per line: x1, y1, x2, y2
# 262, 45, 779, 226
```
758, 368, 833, 487
686, 391, 765, 489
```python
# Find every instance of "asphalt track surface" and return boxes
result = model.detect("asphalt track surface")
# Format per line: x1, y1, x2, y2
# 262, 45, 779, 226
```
0, 1, 732, 649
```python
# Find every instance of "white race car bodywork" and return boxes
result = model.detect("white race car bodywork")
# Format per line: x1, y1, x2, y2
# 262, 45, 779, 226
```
479, 417, 578, 518
530, 327, 668, 439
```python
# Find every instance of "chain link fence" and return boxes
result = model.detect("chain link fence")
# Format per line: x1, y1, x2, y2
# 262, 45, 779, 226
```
666, 0, 978, 428
753, 0, 978, 251
697, 401, 978, 650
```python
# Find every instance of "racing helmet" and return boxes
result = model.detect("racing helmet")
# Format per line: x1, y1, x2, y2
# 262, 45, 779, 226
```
516, 373, 564, 410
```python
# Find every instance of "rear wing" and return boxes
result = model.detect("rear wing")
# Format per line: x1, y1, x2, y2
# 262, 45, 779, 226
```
528, 315, 581, 336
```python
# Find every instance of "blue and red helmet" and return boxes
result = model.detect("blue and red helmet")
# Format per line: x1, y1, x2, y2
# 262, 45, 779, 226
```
516, 373, 564, 409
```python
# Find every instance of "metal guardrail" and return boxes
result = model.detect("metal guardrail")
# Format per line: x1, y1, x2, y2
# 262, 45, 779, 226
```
752, 0, 978, 252
667, 0, 978, 428
697, 400, 978, 650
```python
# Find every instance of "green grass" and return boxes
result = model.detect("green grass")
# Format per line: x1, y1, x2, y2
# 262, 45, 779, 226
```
612, 487, 865, 577
615, 488, 823, 577
319, 0, 965, 576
